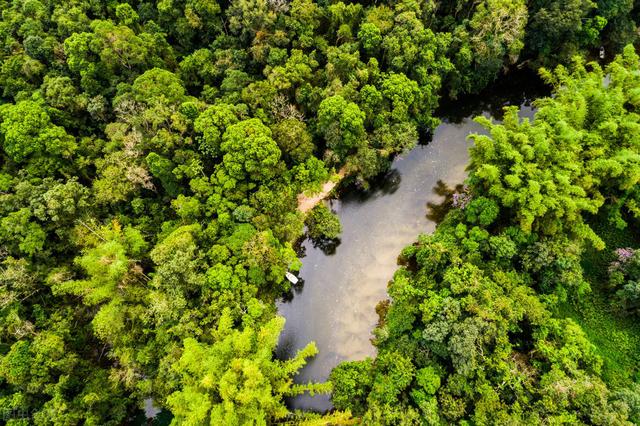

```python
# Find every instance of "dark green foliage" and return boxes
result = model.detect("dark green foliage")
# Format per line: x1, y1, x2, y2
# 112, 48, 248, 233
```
0, 0, 638, 424
331, 48, 640, 424
305, 204, 342, 241
329, 359, 374, 415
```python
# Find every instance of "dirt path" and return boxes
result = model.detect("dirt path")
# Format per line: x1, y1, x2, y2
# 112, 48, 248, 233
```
297, 168, 347, 213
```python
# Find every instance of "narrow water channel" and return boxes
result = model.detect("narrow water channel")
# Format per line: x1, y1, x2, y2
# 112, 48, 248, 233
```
276, 72, 548, 412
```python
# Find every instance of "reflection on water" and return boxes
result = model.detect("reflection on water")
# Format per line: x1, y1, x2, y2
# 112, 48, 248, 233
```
425, 180, 465, 224
276, 71, 549, 413
310, 237, 341, 256
437, 68, 543, 123
345, 168, 404, 201
280, 277, 305, 303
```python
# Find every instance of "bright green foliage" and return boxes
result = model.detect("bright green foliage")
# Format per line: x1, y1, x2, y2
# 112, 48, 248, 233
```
0, 0, 638, 423
167, 310, 321, 425
220, 119, 281, 182
333, 190, 629, 423
115, 3, 139, 26
146, 152, 180, 196
131, 68, 186, 105
0, 209, 46, 256
52, 230, 131, 305
329, 359, 374, 415
379, 73, 421, 123
470, 107, 604, 239
318, 95, 366, 161
469, 46, 640, 248
0, 101, 76, 166
194, 103, 245, 158
332, 47, 640, 424
150, 224, 204, 293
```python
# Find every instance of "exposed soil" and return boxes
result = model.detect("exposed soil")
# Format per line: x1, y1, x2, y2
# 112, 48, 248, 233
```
297, 168, 346, 213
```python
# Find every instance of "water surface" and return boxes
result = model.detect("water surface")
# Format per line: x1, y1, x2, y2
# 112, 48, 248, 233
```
277, 72, 547, 412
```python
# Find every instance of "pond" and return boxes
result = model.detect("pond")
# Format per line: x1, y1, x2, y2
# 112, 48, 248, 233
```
276, 71, 549, 412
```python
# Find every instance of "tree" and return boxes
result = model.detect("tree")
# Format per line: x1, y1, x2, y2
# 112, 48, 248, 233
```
50, 221, 146, 306
467, 0, 528, 88
379, 72, 421, 123
331, 47, 640, 424
194, 103, 246, 158
525, 0, 603, 64
330, 359, 374, 415
317, 95, 366, 161
149, 224, 205, 294
305, 204, 342, 240
166, 310, 326, 425
0, 208, 46, 256
469, 106, 604, 246
271, 118, 314, 164
0, 101, 76, 168
265, 49, 318, 91
609, 248, 640, 314
220, 118, 282, 182
0, 0, 638, 423
131, 68, 186, 105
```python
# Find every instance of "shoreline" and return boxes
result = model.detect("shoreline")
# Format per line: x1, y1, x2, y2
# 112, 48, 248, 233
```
297, 167, 347, 213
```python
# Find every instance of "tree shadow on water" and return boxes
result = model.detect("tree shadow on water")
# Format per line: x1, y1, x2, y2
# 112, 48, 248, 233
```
280, 277, 306, 302
311, 237, 341, 255
426, 180, 464, 224
378, 168, 402, 195
344, 168, 402, 203
436, 67, 551, 124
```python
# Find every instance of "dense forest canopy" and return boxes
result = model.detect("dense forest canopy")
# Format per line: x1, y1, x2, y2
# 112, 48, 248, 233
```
0, 0, 639, 424
331, 47, 640, 424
